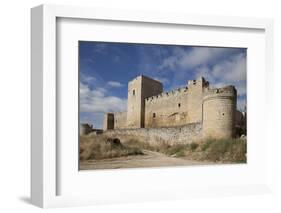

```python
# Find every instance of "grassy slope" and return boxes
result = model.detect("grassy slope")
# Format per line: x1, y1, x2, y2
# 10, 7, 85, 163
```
80, 134, 247, 163
125, 138, 247, 163
80, 135, 143, 161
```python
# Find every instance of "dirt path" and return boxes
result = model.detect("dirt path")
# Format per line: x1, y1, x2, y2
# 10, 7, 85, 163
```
80, 150, 213, 170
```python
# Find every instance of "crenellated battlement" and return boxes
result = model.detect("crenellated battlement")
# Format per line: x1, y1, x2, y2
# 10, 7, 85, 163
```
203, 85, 237, 101
144, 77, 211, 104
205, 85, 236, 94
188, 76, 210, 87
145, 86, 189, 103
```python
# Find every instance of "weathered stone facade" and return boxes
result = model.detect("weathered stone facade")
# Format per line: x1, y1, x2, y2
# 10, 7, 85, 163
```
202, 86, 237, 138
103, 113, 114, 130
80, 123, 103, 136
80, 123, 93, 135
114, 111, 127, 129
103, 123, 202, 146
144, 77, 209, 128
103, 75, 241, 140
127, 75, 163, 128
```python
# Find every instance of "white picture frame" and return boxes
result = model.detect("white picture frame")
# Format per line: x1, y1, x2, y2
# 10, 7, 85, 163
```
31, 4, 274, 208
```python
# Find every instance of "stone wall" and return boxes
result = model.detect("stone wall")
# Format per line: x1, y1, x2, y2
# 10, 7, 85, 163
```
144, 77, 209, 128
80, 123, 93, 135
114, 111, 127, 129
103, 113, 114, 130
145, 87, 189, 127
103, 123, 202, 146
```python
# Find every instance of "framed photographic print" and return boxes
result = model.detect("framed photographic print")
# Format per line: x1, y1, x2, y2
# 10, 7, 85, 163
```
78, 41, 247, 171
31, 4, 274, 208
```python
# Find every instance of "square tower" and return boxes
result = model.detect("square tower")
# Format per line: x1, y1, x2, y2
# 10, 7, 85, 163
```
103, 113, 114, 130
126, 75, 163, 128
187, 76, 209, 123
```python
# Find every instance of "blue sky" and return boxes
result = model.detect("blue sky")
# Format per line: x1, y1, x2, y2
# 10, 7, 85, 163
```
79, 41, 247, 129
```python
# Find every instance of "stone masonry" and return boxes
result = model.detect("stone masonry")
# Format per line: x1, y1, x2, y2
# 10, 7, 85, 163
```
103, 75, 242, 142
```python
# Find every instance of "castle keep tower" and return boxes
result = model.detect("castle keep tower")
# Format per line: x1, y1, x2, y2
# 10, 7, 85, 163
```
202, 86, 237, 138
127, 75, 163, 128
187, 77, 209, 123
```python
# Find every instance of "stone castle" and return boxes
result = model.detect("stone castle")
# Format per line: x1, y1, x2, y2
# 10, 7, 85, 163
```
103, 75, 243, 139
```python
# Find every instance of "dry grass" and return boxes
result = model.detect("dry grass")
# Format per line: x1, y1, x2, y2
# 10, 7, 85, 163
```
80, 134, 247, 163
200, 138, 247, 163
123, 137, 247, 163
124, 139, 190, 157
80, 135, 143, 161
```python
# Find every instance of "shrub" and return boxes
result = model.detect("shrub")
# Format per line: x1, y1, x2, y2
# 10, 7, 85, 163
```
190, 142, 199, 151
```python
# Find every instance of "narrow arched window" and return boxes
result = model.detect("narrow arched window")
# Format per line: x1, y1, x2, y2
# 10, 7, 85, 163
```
133, 90, 135, 95
178, 103, 181, 107
153, 113, 156, 118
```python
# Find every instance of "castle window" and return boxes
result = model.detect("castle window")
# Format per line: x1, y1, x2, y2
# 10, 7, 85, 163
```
178, 103, 181, 107
153, 113, 156, 118
133, 90, 135, 95
222, 113, 225, 116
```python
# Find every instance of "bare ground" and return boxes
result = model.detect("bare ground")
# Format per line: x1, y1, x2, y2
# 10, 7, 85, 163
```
79, 150, 214, 170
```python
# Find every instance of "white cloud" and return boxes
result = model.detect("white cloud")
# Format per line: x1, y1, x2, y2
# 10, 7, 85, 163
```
237, 98, 247, 111
211, 53, 246, 82
151, 76, 170, 85
80, 112, 104, 129
80, 82, 127, 113
236, 83, 246, 97
83, 58, 95, 64
80, 73, 96, 84
107, 81, 124, 88
93, 43, 107, 53
159, 47, 237, 71
195, 66, 215, 82
194, 52, 246, 97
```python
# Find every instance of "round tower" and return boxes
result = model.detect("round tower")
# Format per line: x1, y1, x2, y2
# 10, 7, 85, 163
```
202, 86, 237, 139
